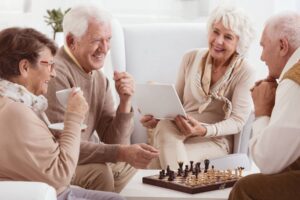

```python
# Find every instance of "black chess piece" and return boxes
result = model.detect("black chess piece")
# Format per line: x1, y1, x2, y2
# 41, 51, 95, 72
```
159, 171, 164, 179
168, 171, 175, 181
196, 162, 201, 173
162, 169, 165, 176
185, 164, 189, 172
189, 161, 194, 172
184, 169, 188, 178
166, 165, 171, 176
204, 159, 210, 173
177, 168, 182, 176
195, 166, 199, 179
178, 161, 184, 172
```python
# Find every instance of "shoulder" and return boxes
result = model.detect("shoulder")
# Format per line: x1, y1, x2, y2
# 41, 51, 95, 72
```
282, 61, 300, 85
0, 97, 38, 123
180, 48, 208, 70
182, 48, 208, 61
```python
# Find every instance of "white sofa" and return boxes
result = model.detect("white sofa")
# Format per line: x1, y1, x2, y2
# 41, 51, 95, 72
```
110, 20, 254, 170
0, 181, 56, 200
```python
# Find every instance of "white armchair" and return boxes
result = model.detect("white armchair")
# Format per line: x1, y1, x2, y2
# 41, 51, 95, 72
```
110, 20, 253, 169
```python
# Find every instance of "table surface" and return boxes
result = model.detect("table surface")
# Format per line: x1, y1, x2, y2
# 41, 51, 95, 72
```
120, 165, 259, 200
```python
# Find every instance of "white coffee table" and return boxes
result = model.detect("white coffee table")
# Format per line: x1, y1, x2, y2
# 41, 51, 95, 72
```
121, 165, 259, 200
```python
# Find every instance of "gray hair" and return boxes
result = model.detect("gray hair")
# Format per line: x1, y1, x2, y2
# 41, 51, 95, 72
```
207, 5, 255, 56
63, 5, 112, 42
265, 12, 300, 51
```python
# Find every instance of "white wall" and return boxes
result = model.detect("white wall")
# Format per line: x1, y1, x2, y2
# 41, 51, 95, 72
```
1, 0, 300, 80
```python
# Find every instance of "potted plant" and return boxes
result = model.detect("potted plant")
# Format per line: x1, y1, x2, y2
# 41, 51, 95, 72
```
44, 8, 70, 40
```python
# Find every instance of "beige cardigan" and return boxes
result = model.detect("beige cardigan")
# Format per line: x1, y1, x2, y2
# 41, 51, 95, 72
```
0, 97, 83, 194
176, 49, 255, 151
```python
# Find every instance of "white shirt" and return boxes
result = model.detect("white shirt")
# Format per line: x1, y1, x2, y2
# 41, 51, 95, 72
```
249, 47, 300, 174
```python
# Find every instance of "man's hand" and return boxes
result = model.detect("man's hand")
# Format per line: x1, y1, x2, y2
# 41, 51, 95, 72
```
251, 81, 277, 117
118, 144, 159, 169
140, 115, 160, 129
114, 71, 135, 113
174, 115, 206, 137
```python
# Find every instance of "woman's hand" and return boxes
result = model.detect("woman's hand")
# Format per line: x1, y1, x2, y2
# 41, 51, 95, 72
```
174, 115, 207, 137
140, 115, 159, 129
66, 88, 89, 117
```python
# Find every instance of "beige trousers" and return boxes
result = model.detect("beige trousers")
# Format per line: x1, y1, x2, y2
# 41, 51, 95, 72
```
71, 162, 136, 193
152, 120, 228, 170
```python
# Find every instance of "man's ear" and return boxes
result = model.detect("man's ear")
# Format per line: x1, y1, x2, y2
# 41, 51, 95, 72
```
18, 59, 30, 77
66, 34, 76, 50
279, 38, 289, 56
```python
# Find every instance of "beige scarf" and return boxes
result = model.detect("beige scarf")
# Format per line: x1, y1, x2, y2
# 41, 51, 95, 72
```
0, 79, 51, 125
190, 49, 244, 119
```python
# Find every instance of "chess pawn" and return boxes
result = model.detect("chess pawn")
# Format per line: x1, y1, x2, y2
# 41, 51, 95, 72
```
166, 165, 171, 176
189, 161, 194, 172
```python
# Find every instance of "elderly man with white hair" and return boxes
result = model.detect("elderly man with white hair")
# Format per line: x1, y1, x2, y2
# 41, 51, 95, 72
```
45, 5, 159, 193
229, 12, 300, 200
141, 5, 256, 170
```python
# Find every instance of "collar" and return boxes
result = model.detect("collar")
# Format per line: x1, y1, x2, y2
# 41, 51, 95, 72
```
64, 45, 84, 71
279, 47, 300, 81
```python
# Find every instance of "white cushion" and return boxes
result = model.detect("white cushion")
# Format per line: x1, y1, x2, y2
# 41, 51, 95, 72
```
0, 181, 56, 200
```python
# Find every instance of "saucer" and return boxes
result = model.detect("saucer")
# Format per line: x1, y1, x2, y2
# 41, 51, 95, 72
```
48, 122, 87, 131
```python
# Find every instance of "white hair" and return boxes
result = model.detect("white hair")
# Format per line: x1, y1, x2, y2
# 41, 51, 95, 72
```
63, 5, 112, 42
265, 12, 300, 51
207, 5, 255, 56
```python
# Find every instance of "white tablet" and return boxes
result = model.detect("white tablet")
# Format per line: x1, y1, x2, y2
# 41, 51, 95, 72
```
134, 83, 187, 119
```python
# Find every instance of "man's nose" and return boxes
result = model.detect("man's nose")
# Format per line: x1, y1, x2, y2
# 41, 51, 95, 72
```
99, 40, 110, 53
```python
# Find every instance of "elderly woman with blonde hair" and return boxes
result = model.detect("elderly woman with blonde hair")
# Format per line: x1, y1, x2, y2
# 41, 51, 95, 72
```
141, 5, 256, 170
0, 27, 124, 200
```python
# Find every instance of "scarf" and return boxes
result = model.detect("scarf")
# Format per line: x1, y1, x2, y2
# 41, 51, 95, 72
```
190, 50, 244, 119
0, 79, 50, 125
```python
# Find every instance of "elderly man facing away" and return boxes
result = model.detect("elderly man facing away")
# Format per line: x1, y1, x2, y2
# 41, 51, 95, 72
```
45, 5, 159, 193
229, 12, 300, 200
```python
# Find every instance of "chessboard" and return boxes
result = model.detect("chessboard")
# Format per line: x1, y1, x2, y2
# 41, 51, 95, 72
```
143, 160, 244, 194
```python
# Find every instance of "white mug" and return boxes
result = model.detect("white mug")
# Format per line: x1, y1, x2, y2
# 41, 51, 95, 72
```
56, 87, 80, 108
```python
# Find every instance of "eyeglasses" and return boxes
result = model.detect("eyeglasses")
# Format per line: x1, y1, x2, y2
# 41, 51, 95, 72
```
40, 60, 55, 72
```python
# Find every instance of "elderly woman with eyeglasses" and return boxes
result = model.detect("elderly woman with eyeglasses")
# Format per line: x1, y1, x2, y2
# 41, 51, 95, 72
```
0, 27, 124, 200
141, 5, 256, 170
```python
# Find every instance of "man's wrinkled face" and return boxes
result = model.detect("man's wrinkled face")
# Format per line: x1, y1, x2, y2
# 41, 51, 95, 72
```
72, 20, 112, 73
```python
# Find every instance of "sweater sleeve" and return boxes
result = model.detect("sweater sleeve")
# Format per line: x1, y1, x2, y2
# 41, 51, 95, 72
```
4, 102, 83, 193
96, 78, 134, 145
204, 63, 256, 137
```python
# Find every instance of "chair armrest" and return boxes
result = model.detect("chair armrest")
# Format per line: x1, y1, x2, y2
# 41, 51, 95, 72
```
0, 181, 57, 200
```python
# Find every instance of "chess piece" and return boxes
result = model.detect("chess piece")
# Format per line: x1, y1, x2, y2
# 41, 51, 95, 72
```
159, 170, 164, 179
184, 169, 189, 177
166, 165, 171, 176
189, 161, 194, 172
168, 171, 175, 181
204, 159, 210, 173
178, 161, 184, 172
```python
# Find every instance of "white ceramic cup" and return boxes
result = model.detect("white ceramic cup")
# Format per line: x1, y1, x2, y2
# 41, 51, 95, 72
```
56, 87, 80, 108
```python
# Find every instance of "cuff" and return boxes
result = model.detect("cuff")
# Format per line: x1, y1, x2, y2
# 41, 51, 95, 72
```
203, 124, 217, 137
